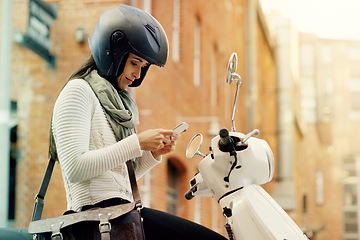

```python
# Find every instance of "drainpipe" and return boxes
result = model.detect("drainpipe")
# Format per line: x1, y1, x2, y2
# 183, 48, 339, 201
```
271, 18, 297, 211
246, 0, 257, 132
0, 0, 13, 227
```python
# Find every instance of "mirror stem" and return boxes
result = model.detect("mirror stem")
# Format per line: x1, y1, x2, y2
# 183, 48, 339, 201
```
231, 74, 242, 132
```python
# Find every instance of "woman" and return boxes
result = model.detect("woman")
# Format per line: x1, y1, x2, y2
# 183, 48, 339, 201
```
51, 4, 226, 240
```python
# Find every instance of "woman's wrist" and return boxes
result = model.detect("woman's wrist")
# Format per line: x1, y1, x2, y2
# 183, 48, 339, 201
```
151, 151, 160, 159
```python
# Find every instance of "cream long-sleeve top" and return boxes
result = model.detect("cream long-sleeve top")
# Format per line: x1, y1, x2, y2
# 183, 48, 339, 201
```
52, 78, 161, 211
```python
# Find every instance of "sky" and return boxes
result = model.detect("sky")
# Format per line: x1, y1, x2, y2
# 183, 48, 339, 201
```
259, 0, 360, 40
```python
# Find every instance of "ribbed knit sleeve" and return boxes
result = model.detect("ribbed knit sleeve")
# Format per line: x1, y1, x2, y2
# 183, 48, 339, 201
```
52, 79, 142, 183
134, 151, 161, 180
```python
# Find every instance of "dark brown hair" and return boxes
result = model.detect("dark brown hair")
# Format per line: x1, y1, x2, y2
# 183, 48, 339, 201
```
68, 55, 97, 80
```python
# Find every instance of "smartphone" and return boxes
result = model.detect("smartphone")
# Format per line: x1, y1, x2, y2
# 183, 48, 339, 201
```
173, 122, 189, 134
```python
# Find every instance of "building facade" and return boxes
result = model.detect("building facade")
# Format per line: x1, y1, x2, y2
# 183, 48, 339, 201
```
262, 9, 360, 239
296, 34, 360, 240
2, 0, 277, 237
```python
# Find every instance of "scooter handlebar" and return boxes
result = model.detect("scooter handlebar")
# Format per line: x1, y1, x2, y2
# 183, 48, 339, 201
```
218, 128, 234, 152
185, 190, 194, 200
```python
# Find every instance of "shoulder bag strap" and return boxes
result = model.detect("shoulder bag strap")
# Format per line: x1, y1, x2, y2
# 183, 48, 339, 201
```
31, 158, 142, 221
126, 160, 142, 209
31, 157, 56, 221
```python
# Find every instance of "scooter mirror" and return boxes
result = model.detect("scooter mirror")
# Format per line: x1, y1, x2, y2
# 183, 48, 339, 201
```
186, 134, 205, 159
226, 52, 242, 132
226, 52, 238, 85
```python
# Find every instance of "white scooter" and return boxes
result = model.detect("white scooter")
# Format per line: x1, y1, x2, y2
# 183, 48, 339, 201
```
184, 53, 309, 240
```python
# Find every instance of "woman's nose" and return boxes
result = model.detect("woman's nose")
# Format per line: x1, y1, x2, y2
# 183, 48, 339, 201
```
133, 68, 141, 79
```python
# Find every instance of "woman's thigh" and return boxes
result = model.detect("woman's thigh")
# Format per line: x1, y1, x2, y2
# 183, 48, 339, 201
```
141, 207, 227, 240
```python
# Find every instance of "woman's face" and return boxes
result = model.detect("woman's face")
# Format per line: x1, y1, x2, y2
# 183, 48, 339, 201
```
117, 53, 149, 89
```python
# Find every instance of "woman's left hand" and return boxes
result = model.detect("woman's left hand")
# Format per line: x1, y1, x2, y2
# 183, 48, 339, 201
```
151, 136, 176, 159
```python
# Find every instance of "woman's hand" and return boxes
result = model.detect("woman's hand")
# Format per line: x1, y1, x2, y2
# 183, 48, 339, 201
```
137, 129, 176, 158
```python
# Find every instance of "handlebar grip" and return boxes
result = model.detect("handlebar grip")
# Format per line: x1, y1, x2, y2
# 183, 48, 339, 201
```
219, 128, 230, 145
218, 128, 234, 152
184, 190, 194, 200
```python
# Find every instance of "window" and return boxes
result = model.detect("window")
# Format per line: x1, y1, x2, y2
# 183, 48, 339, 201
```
350, 93, 360, 121
9, 126, 17, 225
143, 0, 152, 14
349, 77, 360, 93
167, 161, 179, 215
172, 0, 180, 62
351, 94, 360, 111
321, 45, 332, 64
300, 77, 317, 123
343, 156, 360, 240
324, 76, 334, 96
8, 101, 18, 227
193, 18, 201, 86
349, 77, 360, 121
348, 46, 360, 61
211, 49, 218, 107
300, 44, 314, 68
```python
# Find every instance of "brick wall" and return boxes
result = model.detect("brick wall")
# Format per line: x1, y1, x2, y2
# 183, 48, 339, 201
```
9, 0, 277, 237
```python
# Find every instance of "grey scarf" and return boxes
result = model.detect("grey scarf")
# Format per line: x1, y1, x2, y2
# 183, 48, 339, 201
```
49, 70, 139, 160
84, 70, 139, 140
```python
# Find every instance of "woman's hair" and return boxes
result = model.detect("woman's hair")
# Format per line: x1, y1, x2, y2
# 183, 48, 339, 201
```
69, 54, 123, 91
68, 55, 97, 81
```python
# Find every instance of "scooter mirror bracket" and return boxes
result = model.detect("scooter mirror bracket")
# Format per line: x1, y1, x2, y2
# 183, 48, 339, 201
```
186, 134, 206, 159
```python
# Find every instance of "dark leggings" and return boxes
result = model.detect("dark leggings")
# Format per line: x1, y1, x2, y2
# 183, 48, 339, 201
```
82, 198, 227, 240
141, 207, 227, 240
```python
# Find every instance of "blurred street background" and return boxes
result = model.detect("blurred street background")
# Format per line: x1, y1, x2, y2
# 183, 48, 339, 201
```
1, 0, 360, 239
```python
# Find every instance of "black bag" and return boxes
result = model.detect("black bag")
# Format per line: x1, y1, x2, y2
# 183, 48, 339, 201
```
28, 159, 145, 240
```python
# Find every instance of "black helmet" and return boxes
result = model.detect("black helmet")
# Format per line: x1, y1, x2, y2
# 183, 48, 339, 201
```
88, 4, 169, 87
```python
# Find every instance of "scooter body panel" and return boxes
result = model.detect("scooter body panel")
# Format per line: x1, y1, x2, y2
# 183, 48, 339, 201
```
219, 185, 308, 240
197, 132, 274, 201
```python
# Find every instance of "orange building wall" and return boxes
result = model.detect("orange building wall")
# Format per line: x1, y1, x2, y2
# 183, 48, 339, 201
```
8, 1, 276, 237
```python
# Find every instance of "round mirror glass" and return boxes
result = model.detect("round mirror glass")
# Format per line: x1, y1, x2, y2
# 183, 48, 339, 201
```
186, 134, 203, 159
226, 52, 238, 85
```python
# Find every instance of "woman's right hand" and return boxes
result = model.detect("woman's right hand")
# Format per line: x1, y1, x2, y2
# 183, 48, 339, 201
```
137, 129, 175, 152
